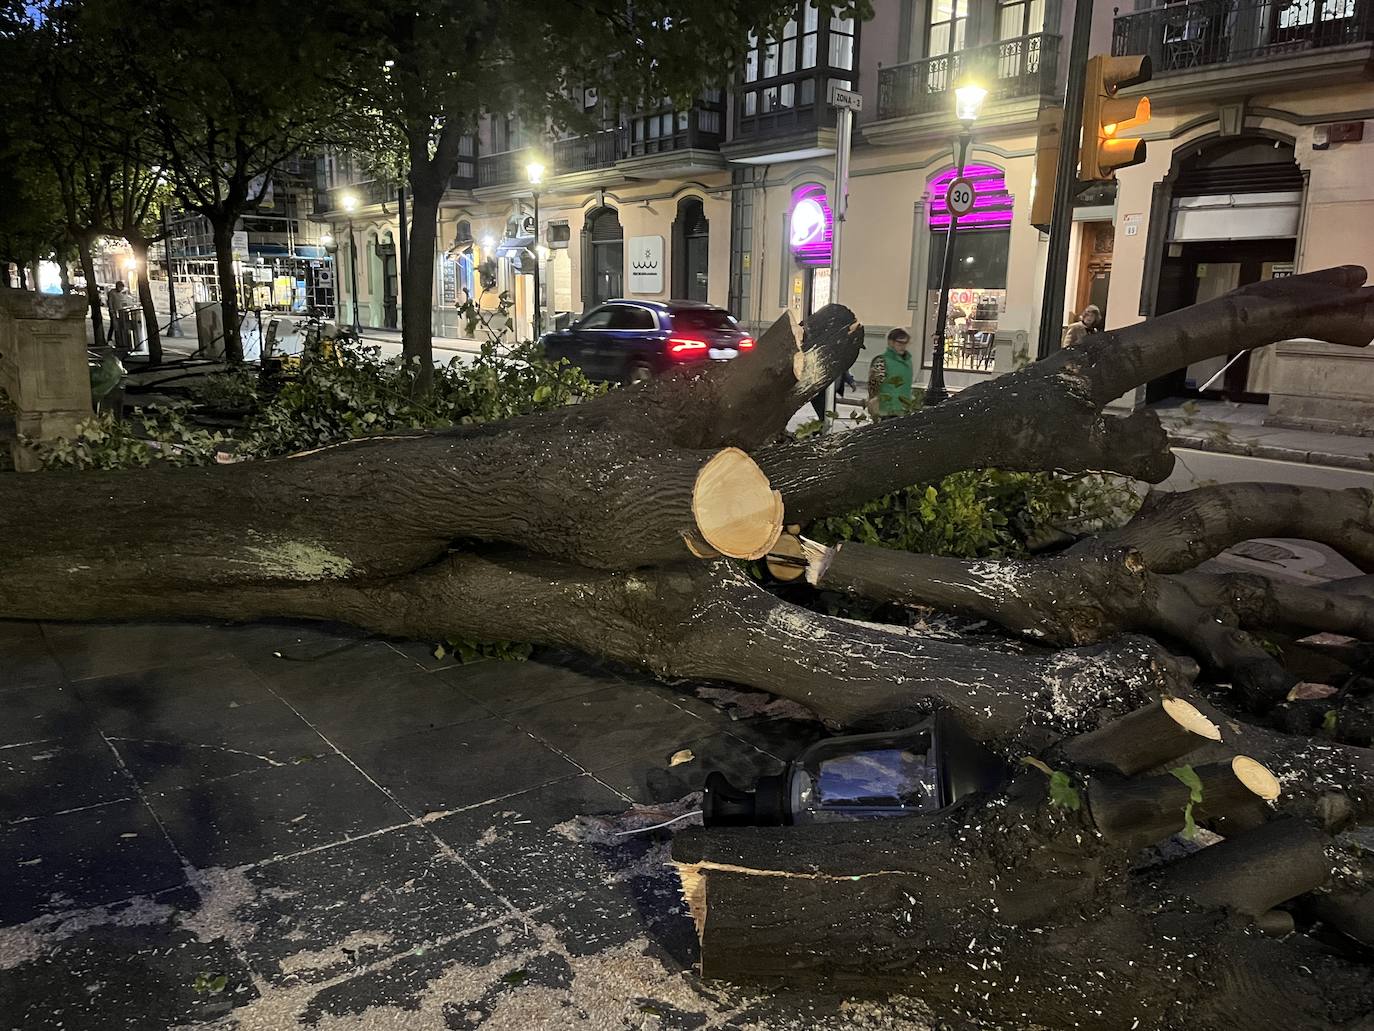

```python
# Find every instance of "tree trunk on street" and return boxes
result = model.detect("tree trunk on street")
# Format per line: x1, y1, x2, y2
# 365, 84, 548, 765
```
3, 267, 1374, 1029
76, 234, 103, 344
210, 216, 243, 363
127, 235, 162, 365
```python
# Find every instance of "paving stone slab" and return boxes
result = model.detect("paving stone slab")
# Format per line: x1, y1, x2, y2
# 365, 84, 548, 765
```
145, 754, 404, 869
237, 825, 509, 985
0, 734, 132, 822
267, 667, 492, 751
508, 683, 716, 774
0, 799, 186, 925
0, 887, 257, 1031
346, 716, 584, 817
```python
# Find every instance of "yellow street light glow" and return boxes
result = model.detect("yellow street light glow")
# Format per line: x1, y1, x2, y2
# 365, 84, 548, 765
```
341, 192, 359, 213
526, 160, 546, 186
954, 82, 988, 123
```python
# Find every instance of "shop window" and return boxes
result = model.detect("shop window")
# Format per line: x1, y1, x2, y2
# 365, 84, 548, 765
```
923, 164, 1013, 373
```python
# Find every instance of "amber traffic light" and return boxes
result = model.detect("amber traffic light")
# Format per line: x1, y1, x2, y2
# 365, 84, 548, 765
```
1080, 55, 1151, 182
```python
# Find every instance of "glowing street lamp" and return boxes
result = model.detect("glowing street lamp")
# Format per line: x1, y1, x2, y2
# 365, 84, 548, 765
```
339, 192, 361, 334
526, 159, 547, 338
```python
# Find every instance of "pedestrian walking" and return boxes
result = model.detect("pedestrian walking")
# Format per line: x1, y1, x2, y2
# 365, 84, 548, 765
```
1060, 304, 1102, 348
866, 328, 915, 420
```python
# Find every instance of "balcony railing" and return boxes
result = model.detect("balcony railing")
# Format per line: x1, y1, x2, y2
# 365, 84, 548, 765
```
877, 33, 1061, 121
1113, 0, 1373, 71
733, 70, 840, 141
479, 131, 624, 187
313, 178, 396, 216
625, 101, 725, 157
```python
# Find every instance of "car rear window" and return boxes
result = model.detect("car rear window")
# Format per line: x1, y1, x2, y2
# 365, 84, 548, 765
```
672, 309, 736, 333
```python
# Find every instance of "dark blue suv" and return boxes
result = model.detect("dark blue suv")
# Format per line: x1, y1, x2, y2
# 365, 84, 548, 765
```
539, 299, 754, 384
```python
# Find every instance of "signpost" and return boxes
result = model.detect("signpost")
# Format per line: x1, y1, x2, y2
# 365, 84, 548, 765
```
823, 83, 862, 430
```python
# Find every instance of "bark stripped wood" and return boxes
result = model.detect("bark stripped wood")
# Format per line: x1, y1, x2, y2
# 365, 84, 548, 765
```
760, 267, 1374, 525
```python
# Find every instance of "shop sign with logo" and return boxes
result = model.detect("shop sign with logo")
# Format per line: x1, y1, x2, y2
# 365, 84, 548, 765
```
628, 235, 664, 293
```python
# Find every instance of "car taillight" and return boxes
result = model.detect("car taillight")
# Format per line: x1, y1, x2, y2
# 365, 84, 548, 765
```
737, 336, 755, 350
668, 337, 709, 360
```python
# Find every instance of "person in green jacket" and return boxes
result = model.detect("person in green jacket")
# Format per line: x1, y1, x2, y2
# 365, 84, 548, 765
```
866, 327, 915, 420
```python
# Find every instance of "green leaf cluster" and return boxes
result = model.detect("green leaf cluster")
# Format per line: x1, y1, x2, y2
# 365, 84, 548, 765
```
26, 341, 605, 471
1169, 764, 1205, 840
810, 470, 1138, 561
26, 404, 225, 470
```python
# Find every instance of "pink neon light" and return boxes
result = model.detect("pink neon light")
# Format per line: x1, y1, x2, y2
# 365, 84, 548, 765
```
789, 183, 833, 265
928, 163, 1013, 231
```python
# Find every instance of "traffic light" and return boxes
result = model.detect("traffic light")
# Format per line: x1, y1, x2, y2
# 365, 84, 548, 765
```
1029, 105, 1062, 231
1080, 55, 1152, 182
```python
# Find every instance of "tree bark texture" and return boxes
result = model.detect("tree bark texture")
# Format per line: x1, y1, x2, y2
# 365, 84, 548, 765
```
673, 735, 1372, 1031
761, 266, 1374, 524
211, 216, 243, 363
127, 235, 162, 365
76, 234, 103, 344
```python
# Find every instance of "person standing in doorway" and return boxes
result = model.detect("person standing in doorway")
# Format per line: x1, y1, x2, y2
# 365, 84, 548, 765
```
866, 328, 915, 420
1060, 304, 1101, 348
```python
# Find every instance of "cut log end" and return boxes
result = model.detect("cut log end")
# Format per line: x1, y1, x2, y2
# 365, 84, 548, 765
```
1231, 755, 1281, 801
693, 448, 784, 560
765, 533, 807, 582
1163, 696, 1222, 742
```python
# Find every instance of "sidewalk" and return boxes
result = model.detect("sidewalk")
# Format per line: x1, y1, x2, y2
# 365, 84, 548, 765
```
1151, 398, 1374, 474
0, 620, 925, 1030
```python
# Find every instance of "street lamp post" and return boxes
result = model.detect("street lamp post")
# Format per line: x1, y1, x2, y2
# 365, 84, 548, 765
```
924, 82, 987, 407
341, 192, 361, 335
525, 160, 545, 339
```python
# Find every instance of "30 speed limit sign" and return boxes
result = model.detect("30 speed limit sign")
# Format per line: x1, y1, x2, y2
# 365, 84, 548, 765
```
945, 177, 977, 217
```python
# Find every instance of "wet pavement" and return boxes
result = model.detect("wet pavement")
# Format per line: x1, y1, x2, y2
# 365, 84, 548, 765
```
0, 619, 934, 1030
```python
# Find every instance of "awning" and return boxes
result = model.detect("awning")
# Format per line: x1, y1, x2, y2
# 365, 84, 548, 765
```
495, 235, 534, 257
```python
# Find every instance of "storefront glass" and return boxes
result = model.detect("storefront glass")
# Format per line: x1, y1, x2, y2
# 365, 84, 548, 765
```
925, 165, 1013, 373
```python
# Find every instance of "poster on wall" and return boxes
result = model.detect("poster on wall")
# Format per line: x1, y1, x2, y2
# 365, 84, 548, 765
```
628, 235, 664, 293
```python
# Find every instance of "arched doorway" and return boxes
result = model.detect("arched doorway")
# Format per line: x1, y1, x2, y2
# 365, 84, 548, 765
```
581, 206, 623, 308
375, 229, 399, 329
671, 197, 709, 301
1145, 135, 1303, 403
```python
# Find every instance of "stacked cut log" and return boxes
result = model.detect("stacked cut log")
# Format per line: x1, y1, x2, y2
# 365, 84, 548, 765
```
3, 267, 1374, 1029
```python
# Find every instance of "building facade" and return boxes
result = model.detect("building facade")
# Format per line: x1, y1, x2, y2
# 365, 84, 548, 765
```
319, 0, 1374, 421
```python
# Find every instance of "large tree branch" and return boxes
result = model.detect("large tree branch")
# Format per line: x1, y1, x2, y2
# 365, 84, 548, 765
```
760, 268, 1374, 524
1084, 482, 1374, 573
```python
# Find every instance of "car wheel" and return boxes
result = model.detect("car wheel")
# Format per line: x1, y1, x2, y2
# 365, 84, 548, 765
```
624, 362, 653, 386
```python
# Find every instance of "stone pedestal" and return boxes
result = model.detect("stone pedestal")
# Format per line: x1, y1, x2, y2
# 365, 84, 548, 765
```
1266, 339, 1374, 435
0, 289, 92, 471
